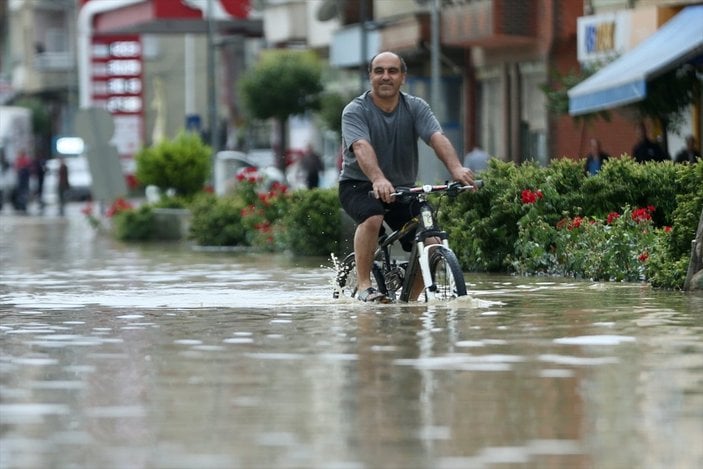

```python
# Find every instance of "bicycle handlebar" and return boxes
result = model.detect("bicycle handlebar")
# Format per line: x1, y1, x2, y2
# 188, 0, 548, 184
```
368, 180, 483, 199
392, 180, 483, 197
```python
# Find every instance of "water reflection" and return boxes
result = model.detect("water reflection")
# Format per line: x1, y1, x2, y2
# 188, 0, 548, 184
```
1, 207, 702, 468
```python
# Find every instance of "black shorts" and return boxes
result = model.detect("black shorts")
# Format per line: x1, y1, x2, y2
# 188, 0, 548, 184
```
339, 180, 420, 251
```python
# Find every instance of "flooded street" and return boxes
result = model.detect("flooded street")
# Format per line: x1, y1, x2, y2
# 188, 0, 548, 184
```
1, 204, 702, 469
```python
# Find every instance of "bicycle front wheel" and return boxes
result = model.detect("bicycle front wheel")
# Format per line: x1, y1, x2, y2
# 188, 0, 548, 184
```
334, 253, 386, 299
427, 247, 467, 300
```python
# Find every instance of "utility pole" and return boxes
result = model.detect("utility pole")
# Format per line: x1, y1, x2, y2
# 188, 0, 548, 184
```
206, 0, 218, 150
430, 0, 441, 115
360, 0, 368, 92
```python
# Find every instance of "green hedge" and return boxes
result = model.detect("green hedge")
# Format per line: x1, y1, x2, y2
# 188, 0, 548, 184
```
112, 156, 701, 289
440, 157, 701, 288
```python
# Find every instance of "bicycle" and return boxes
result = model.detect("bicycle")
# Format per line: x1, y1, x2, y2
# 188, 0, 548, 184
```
334, 180, 481, 303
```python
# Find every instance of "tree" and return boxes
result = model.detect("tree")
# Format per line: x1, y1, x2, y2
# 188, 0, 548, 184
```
239, 50, 324, 170
318, 91, 351, 134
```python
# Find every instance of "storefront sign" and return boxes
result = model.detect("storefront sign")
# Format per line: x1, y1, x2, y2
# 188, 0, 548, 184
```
577, 12, 631, 64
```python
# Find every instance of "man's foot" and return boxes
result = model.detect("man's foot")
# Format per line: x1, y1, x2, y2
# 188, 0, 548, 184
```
357, 287, 391, 303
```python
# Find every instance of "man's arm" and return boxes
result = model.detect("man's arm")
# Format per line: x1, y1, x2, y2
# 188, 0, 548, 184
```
429, 132, 475, 185
352, 139, 395, 202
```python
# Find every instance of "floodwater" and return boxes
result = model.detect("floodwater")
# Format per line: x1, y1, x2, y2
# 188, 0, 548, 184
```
1, 204, 702, 469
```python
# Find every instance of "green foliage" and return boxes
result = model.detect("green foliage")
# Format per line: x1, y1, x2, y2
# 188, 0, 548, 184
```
513, 207, 659, 282
188, 192, 248, 247
239, 50, 323, 121
135, 132, 211, 197
151, 195, 188, 209
318, 92, 350, 132
441, 157, 701, 288
280, 188, 341, 256
112, 206, 156, 241
539, 66, 610, 122
634, 66, 701, 135
647, 162, 703, 289
239, 180, 290, 251
581, 156, 679, 225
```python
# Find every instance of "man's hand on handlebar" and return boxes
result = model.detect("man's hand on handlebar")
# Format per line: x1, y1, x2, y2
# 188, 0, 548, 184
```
372, 177, 396, 203
449, 166, 476, 188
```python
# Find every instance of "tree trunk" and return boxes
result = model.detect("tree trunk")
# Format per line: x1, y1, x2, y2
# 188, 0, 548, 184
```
276, 117, 288, 172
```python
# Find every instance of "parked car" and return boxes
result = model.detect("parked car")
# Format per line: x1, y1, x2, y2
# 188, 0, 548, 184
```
43, 155, 93, 204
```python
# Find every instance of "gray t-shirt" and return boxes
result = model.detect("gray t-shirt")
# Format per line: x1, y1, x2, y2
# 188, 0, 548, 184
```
340, 91, 442, 186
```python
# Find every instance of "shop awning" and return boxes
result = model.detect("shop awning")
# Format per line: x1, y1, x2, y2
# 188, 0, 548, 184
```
568, 5, 703, 116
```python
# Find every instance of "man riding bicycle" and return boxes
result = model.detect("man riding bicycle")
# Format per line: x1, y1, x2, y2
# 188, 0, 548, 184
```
339, 51, 475, 303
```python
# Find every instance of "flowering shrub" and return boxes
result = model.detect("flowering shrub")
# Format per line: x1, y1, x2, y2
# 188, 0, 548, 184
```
105, 198, 133, 217
81, 198, 134, 230
81, 202, 101, 229
521, 188, 543, 204
238, 178, 289, 250
513, 205, 662, 282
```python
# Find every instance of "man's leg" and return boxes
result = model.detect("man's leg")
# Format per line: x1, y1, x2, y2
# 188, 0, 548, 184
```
354, 214, 383, 292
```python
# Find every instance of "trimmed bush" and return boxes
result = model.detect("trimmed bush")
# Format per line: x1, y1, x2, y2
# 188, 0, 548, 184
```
113, 205, 156, 241
135, 132, 211, 197
441, 157, 701, 289
188, 192, 248, 247
279, 188, 341, 257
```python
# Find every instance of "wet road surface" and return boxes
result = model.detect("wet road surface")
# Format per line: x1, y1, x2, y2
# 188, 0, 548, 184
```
1, 203, 702, 468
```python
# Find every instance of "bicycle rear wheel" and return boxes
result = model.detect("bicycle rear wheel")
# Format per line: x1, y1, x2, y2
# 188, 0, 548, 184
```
334, 253, 386, 299
427, 247, 467, 300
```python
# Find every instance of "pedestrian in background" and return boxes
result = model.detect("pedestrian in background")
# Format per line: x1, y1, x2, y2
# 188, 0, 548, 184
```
301, 144, 323, 189
13, 150, 32, 213
463, 145, 490, 173
584, 138, 609, 176
674, 135, 701, 164
58, 157, 70, 216
632, 122, 667, 163
33, 155, 47, 210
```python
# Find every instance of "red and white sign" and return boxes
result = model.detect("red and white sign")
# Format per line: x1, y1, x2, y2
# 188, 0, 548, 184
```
90, 35, 144, 157
80, 0, 250, 20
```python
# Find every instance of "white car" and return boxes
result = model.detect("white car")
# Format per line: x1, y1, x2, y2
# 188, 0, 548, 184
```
43, 155, 93, 204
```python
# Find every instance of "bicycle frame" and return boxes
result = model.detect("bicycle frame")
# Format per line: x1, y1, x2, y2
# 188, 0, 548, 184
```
375, 184, 462, 302
335, 181, 479, 302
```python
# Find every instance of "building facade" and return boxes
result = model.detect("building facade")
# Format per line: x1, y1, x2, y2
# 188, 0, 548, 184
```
1, 0, 699, 184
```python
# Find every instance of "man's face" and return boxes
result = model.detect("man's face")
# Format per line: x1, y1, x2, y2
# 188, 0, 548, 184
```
369, 53, 405, 99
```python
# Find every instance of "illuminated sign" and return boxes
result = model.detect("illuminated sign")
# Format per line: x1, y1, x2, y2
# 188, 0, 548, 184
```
90, 35, 144, 157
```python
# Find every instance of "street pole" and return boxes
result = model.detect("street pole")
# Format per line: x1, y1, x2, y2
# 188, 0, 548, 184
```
360, 0, 368, 92
206, 0, 218, 150
430, 0, 445, 179
430, 0, 441, 114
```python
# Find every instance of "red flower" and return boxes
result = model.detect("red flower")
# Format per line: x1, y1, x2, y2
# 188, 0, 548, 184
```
570, 216, 583, 230
606, 212, 620, 224
663, 226, 672, 233
631, 207, 652, 223
235, 166, 260, 183
105, 198, 133, 217
521, 189, 542, 204
240, 205, 259, 217
81, 203, 94, 217
269, 181, 288, 194
638, 251, 649, 262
